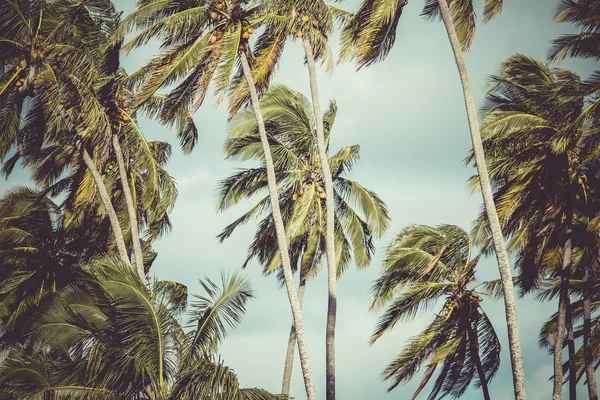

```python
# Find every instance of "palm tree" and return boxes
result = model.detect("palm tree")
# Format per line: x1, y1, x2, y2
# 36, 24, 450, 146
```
216, 84, 390, 395
338, 1, 527, 398
370, 224, 501, 399
0, 187, 106, 347
551, 5, 600, 397
260, 5, 351, 397
0, 256, 285, 399
112, 2, 317, 397
549, 0, 600, 64
0, 0, 134, 266
469, 54, 596, 399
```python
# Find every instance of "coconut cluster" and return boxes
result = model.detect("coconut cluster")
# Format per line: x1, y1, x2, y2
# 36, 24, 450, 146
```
107, 93, 130, 130
290, 9, 318, 38
291, 160, 327, 201
15, 77, 26, 94
441, 291, 482, 315
208, 2, 253, 44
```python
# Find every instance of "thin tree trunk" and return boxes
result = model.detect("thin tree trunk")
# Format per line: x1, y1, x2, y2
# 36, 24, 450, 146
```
436, 1, 527, 398
281, 277, 307, 396
554, 209, 573, 400
469, 320, 491, 400
59, 103, 130, 267
302, 37, 337, 400
81, 145, 130, 264
582, 262, 599, 399
112, 133, 146, 281
566, 299, 577, 400
239, 51, 317, 400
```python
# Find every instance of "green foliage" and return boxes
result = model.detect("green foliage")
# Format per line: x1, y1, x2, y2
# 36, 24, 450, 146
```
339, 0, 504, 69
371, 224, 501, 398
0, 257, 284, 399
217, 84, 390, 280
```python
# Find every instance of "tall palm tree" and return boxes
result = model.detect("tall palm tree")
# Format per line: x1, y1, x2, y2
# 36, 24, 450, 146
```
113, 2, 317, 397
371, 224, 501, 399
216, 84, 390, 395
551, 5, 600, 396
469, 54, 596, 399
0, 0, 134, 266
260, 5, 350, 397
0, 256, 285, 399
338, 1, 527, 398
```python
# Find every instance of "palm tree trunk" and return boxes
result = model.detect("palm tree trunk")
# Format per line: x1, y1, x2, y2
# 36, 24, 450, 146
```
58, 105, 130, 267
553, 209, 573, 400
112, 133, 146, 281
239, 51, 317, 400
469, 320, 491, 400
281, 277, 307, 396
302, 37, 337, 400
582, 262, 599, 399
80, 144, 130, 265
436, 1, 527, 398
566, 299, 577, 400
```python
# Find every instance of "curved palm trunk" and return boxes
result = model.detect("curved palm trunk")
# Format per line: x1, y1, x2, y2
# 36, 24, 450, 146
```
112, 133, 146, 281
469, 320, 491, 400
566, 300, 577, 400
239, 52, 317, 400
302, 37, 337, 400
554, 210, 573, 400
281, 277, 307, 396
582, 262, 599, 399
58, 106, 130, 266
436, 1, 527, 398
81, 145, 130, 264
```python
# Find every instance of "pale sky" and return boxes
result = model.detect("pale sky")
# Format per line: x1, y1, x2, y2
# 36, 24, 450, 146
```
2, 0, 598, 399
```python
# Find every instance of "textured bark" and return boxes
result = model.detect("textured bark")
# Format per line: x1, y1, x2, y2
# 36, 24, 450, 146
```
436, 1, 527, 398
281, 277, 307, 396
302, 37, 337, 400
112, 134, 146, 281
553, 211, 572, 400
566, 300, 577, 400
81, 145, 130, 264
582, 262, 599, 400
469, 320, 491, 400
239, 52, 317, 400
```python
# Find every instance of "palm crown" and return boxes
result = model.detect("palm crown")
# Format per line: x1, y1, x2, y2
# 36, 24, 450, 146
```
371, 224, 500, 399
217, 85, 390, 278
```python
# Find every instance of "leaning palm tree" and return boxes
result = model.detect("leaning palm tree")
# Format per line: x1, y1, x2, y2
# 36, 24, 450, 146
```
468, 54, 596, 399
338, 1, 527, 398
0, 256, 285, 400
371, 224, 501, 399
112, 2, 317, 397
216, 84, 390, 395
0, 0, 133, 266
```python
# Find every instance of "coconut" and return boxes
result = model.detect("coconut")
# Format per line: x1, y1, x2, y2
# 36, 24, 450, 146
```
210, 11, 218, 20
210, 35, 218, 44
296, 30, 303, 37
242, 32, 250, 39
319, 193, 326, 199
216, 2, 223, 9
247, 27, 253, 34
